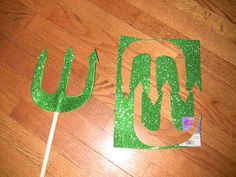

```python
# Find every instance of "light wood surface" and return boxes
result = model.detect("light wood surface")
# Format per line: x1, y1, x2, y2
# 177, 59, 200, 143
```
0, 0, 235, 176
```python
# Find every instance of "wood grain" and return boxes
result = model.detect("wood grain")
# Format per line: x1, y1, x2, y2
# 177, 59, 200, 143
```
0, 0, 235, 176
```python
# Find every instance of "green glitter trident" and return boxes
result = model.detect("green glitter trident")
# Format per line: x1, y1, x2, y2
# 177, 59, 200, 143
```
31, 48, 98, 177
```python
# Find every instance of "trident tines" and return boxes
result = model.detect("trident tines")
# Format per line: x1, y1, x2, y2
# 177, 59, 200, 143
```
31, 48, 98, 112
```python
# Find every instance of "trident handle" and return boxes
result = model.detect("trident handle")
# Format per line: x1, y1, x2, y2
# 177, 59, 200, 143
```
40, 112, 59, 177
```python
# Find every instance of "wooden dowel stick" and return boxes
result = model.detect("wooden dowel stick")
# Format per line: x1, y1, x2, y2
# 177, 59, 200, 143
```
40, 112, 59, 177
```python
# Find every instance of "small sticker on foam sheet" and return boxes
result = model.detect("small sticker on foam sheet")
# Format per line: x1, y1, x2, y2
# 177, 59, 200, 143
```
180, 116, 202, 147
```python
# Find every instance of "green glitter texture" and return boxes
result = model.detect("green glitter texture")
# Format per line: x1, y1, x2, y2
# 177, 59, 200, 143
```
114, 36, 202, 149
31, 48, 98, 112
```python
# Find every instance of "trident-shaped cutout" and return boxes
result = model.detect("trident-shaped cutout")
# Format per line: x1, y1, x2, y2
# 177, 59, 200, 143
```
31, 48, 98, 177
31, 48, 98, 112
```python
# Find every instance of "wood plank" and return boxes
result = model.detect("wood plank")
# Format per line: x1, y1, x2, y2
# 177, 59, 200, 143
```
0, 111, 58, 167
196, 0, 236, 24
126, 0, 236, 65
0, 138, 50, 177
143, 163, 175, 177
48, 155, 90, 177
166, 0, 236, 43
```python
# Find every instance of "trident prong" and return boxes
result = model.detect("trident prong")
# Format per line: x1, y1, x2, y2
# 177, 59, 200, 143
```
31, 48, 98, 112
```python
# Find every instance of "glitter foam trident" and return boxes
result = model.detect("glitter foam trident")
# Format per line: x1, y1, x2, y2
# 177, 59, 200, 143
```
31, 48, 98, 177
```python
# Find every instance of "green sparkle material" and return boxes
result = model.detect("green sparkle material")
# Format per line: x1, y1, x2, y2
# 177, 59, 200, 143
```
31, 48, 98, 112
114, 36, 202, 149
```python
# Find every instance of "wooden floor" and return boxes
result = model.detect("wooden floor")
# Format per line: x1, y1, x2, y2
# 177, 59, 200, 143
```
0, 0, 236, 176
